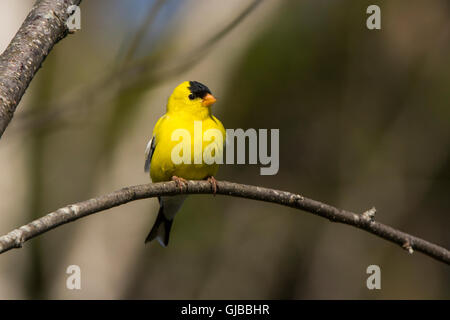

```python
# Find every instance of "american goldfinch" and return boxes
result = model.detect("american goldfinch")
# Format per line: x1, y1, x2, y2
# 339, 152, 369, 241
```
144, 81, 226, 247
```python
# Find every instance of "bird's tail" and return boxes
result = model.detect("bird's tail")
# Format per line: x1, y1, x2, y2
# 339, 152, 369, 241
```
145, 196, 186, 247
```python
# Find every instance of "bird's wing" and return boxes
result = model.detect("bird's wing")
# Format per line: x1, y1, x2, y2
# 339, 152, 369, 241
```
144, 115, 167, 173
144, 136, 156, 173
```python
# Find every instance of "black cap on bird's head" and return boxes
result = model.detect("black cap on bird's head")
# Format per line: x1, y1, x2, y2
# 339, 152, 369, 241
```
188, 81, 211, 99
188, 81, 217, 107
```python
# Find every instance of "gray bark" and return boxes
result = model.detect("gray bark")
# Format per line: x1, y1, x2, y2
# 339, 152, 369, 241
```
0, 0, 82, 138
0, 180, 448, 265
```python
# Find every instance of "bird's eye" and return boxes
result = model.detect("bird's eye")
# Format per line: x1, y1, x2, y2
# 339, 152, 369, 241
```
188, 94, 195, 100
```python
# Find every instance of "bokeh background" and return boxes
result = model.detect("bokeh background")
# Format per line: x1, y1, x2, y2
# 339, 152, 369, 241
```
0, 0, 449, 299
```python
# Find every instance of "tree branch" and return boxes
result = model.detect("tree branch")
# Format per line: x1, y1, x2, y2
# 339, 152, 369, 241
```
0, 180, 448, 265
0, 0, 82, 138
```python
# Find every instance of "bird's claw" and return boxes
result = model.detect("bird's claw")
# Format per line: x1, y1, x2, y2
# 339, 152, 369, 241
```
171, 176, 188, 192
207, 176, 218, 195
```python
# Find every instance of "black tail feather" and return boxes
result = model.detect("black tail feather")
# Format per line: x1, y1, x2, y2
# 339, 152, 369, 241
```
145, 202, 173, 247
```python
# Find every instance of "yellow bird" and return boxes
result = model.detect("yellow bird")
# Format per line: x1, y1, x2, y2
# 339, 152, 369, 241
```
144, 81, 226, 247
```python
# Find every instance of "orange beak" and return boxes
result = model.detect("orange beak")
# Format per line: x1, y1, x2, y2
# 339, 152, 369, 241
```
202, 93, 217, 107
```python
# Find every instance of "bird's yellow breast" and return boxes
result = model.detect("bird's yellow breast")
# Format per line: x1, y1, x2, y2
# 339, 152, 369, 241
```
150, 112, 225, 182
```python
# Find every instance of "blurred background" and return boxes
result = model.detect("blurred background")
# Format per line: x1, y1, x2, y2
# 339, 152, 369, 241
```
0, 0, 449, 299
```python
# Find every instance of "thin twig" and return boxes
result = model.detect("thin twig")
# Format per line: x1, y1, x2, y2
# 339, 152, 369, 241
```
0, 0, 82, 139
0, 180, 448, 265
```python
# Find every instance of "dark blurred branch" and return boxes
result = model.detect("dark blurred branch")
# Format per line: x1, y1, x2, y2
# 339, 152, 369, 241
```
0, 180, 448, 264
118, 0, 166, 65
13, 0, 263, 134
0, 0, 82, 138
131, 0, 264, 80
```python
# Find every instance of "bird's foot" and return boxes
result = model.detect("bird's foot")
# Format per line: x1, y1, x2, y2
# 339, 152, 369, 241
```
171, 176, 188, 192
207, 176, 218, 196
